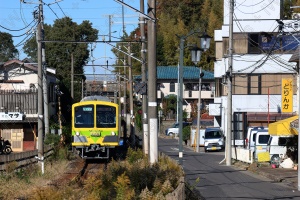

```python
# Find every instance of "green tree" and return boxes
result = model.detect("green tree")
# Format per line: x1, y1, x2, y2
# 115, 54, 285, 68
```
0, 32, 18, 61
23, 17, 98, 123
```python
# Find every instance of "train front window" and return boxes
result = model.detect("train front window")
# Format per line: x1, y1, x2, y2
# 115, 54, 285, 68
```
96, 105, 116, 128
74, 105, 94, 128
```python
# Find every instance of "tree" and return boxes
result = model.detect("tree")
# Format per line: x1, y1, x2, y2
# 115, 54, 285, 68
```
0, 32, 18, 61
23, 17, 98, 123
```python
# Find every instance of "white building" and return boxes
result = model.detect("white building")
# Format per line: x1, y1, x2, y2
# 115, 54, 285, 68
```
212, 0, 298, 144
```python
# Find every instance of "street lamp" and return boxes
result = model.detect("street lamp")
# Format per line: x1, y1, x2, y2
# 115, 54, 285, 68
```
177, 31, 211, 165
190, 34, 212, 153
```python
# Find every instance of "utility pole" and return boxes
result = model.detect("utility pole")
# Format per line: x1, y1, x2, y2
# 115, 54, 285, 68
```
37, 0, 44, 174
128, 44, 135, 147
147, 0, 158, 164
226, 0, 234, 166
41, 10, 49, 135
123, 57, 127, 135
71, 53, 74, 99
140, 0, 148, 155
118, 70, 123, 139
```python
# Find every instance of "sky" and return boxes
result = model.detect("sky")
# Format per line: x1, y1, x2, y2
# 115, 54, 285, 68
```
0, 0, 142, 80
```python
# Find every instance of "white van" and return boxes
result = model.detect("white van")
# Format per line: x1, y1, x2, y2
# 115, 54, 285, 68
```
253, 130, 271, 160
245, 126, 268, 149
267, 135, 297, 163
203, 127, 225, 152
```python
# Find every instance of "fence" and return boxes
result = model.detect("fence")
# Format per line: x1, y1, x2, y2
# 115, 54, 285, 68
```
0, 145, 53, 171
0, 89, 38, 114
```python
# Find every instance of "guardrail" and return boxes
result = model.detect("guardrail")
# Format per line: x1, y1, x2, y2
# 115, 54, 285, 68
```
0, 145, 54, 171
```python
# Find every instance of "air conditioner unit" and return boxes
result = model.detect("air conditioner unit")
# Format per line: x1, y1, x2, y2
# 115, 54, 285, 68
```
292, 13, 300, 19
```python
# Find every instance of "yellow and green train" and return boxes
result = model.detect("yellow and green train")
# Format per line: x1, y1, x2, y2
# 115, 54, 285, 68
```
71, 95, 123, 159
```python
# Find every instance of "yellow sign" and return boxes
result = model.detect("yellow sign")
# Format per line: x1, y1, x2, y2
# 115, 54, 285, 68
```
281, 79, 293, 113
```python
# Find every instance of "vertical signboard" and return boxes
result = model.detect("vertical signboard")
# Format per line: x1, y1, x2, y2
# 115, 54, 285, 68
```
281, 79, 293, 113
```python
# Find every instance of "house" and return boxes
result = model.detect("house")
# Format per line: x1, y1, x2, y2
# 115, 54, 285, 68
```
212, 0, 298, 144
0, 59, 57, 151
84, 75, 119, 99
135, 66, 215, 119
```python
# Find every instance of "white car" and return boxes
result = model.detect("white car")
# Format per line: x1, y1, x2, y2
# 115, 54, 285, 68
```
165, 122, 191, 136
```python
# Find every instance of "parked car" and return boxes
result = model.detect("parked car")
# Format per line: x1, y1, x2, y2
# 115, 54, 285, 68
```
203, 127, 225, 152
165, 122, 191, 136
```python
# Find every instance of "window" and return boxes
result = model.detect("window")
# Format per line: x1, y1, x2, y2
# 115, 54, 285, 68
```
248, 75, 261, 94
248, 33, 260, 53
74, 105, 94, 128
258, 135, 270, 144
170, 82, 175, 92
96, 105, 116, 128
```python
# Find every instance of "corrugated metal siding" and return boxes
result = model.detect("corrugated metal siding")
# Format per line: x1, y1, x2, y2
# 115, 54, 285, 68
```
0, 89, 37, 114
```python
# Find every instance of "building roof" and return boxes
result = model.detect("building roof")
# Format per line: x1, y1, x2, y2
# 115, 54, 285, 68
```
2, 59, 56, 75
289, 46, 300, 63
134, 66, 214, 81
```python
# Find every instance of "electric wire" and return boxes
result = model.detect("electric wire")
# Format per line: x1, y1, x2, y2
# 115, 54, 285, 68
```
15, 32, 34, 48
0, 19, 35, 32
20, 0, 29, 27
45, 4, 60, 19
55, 1, 67, 17
235, 0, 265, 7
232, 13, 296, 73
235, 0, 276, 15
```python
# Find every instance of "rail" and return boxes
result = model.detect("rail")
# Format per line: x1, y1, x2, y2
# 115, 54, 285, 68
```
0, 145, 54, 171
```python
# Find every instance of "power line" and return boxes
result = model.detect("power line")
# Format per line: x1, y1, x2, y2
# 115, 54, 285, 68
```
0, 19, 36, 32
235, 0, 276, 15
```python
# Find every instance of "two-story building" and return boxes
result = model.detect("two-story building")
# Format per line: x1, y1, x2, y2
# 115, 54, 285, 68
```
135, 66, 215, 120
0, 59, 57, 151
212, 0, 298, 144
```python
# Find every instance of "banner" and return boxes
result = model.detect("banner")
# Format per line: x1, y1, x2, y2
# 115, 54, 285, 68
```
281, 79, 293, 113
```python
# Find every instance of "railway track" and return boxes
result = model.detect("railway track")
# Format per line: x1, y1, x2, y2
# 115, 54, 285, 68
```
48, 158, 107, 188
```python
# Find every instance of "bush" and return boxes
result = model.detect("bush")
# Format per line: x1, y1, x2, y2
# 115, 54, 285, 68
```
183, 126, 191, 143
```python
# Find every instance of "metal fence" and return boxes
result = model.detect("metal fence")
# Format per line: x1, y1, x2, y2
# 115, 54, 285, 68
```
0, 89, 38, 114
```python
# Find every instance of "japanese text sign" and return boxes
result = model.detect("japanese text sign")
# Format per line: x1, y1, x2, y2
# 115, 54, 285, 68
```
281, 79, 293, 113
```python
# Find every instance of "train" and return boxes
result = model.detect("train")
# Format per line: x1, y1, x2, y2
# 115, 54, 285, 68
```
71, 95, 124, 159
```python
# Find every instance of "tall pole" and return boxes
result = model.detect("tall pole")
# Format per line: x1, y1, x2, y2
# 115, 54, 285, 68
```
178, 37, 184, 165
298, 45, 300, 191
147, 0, 158, 164
226, 0, 234, 166
81, 79, 84, 99
37, 0, 44, 174
196, 67, 202, 152
41, 12, 49, 135
128, 44, 135, 147
71, 53, 74, 99
123, 57, 127, 123
140, 0, 148, 155
177, 63, 179, 123
118, 70, 123, 138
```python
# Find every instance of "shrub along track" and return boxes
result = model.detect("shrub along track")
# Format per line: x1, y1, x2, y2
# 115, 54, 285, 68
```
48, 157, 107, 188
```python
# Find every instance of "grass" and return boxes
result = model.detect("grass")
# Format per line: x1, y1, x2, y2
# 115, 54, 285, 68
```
0, 147, 184, 200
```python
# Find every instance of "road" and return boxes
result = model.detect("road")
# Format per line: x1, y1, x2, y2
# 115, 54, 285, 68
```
158, 137, 300, 200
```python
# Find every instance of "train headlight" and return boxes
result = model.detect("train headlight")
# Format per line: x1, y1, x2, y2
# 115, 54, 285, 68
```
111, 131, 116, 136
76, 131, 80, 136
